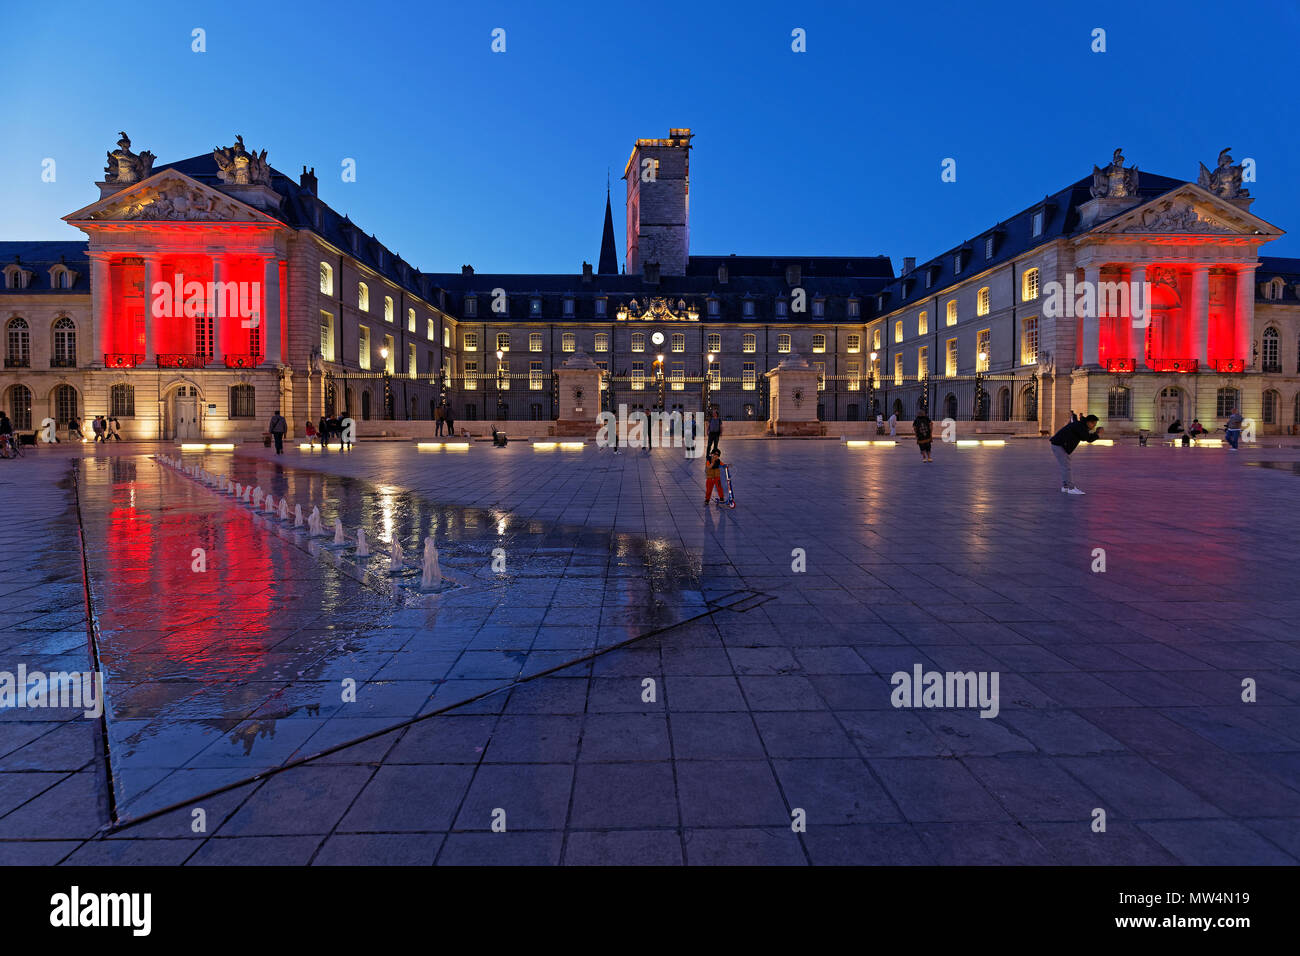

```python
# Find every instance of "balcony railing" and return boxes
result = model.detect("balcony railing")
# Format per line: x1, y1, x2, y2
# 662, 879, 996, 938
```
1105, 358, 1136, 373
1149, 358, 1199, 373
1215, 359, 1247, 373
4, 356, 30, 368
104, 353, 145, 368
223, 353, 262, 369
156, 353, 209, 369
50, 356, 77, 368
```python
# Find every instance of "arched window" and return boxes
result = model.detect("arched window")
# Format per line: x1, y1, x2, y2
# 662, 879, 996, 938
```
1022, 268, 1040, 302
977, 287, 990, 316
997, 387, 1011, 421
944, 393, 958, 419
1020, 384, 1038, 421
109, 383, 135, 417
1262, 327, 1279, 371
361, 390, 372, 420
384, 296, 394, 323
6, 384, 32, 430
946, 300, 957, 326
52, 317, 76, 367
6, 317, 30, 368
1263, 389, 1280, 425
1216, 387, 1240, 418
319, 262, 333, 295
443, 327, 450, 348
52, 384, 78, 426
229, 384, 256, 418
1107, 386, 1131, 418
358, 282, 369, 311
1267, 277, 1285, 300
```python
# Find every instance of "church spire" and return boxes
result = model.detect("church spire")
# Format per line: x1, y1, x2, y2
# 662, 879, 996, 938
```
598, 180, 619, 275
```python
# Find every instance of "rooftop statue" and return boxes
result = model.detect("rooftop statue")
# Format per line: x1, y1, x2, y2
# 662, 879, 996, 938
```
103, 132, 156, 184
213, 135, 272, 187
1090, 147, 1139, 199
1198, 148, 1250, 200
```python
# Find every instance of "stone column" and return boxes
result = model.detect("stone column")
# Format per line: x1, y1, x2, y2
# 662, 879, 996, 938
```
1129, 265, 1147, 365
1080, 264, 1101, 367
263, 257, 282, 365
553, 351, 602, 437
1189, 265, 1210, 366
90, 253, 110, 366
765, 353, 822, 436
210, 256, 225, 366
1236, 264, 1256, 366
142, 254, 157, 366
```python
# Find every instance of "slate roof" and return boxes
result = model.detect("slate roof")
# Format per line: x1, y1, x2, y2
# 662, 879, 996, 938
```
1257, 256, 1300, 304
0, 241, 90, 293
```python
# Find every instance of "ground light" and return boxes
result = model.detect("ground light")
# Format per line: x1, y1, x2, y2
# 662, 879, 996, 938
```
533, 442, 557, 451
955, 439, 1006, 447
846, 440, 896, 447
180, 442, 235, 451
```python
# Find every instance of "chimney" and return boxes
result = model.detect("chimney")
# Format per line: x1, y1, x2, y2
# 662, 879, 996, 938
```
785, 263, 801, 286
461, 264, 474, 275
903, 257, 916, 275
717, 264, 729, 284
581, 261, 593, 283
643, 262, 660, 285
299, 166, 318, 196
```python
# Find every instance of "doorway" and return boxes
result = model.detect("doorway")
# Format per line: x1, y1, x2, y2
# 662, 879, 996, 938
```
167, 384, 202, 440
1157, 386, 1182, 431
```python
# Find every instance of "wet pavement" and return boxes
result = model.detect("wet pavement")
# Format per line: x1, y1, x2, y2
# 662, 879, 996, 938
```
1, 438, 1299, 864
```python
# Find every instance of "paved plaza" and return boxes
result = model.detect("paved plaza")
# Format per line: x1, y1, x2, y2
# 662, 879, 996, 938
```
1, 436, 1298, 865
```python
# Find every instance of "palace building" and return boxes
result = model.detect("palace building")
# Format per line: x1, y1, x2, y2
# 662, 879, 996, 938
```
3, 130, 1299, 441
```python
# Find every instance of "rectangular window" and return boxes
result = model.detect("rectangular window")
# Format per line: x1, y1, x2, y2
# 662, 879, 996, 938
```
707, 300, 720, 316
743, 362, 756, 391
358, 325, 370, 369
946, 338, 958, 377
407, 308, 416, 333
384, 336, 395, 374
743, 333, 756, 353
1022, 268, 1039, 302
464, 297, 477, 317
1109, 387, 1132, 419
812, 334, 826, 354
847, 361, 860, 391
985, 236, 994, 259
594, 333, 608, 352
319, 263, 333, 296
632, 361, 645, 390
709, 362, 721, 388
631, 333, 645, 352
976, 329, 990, 371
1021, 317, 1039, 365
671, 333, 685, 353
872, 329, 881, 350
918, 310, 928, 336
918, 346, 928, 379
812, 300, 825, 317
498, 357, 509, 389
465, 332, 478, 351
563, 298, 574, 316
464, 361, 478, 389
894, 320, 903, 344
110, 385, 135, 418
1031, 211, 1044, 236
596, 360, 608, 387
848, 298, 860, 317
497, 332, 510, 352
670, 363, 684, 391
894, 352, 904, 386
743, 300, 755, 317
846, 334, 860, 354
426, 318, 434, 341
443, 327, 450, 348
408, 344, 416, 378
561, 332, 575, 353
977, 287, 990, 317
775, 300, 788, 318
946, 300, 957, 326
320, 311, 335, 362
530, 298, 542, 315
708, 333, 721, 352
595, 298, 607, 317
530, 360, 543, 390
530, 332, 543, 352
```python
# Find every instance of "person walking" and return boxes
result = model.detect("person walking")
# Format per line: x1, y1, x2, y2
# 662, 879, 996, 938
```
444, 407, 455, 439
107, 416, 122, 441
91, 416, 105, 442
875, 411, 885, 435
888, 411, 897, 438
706, 408, 722, 456
268, 410, 287, 454
434, 403, 446, 436
1050, 414, 1104, 495
304, 419, 318, 448
1225, 407, 1244, 449
68, 416, 84, 441
913, 410, 934, 462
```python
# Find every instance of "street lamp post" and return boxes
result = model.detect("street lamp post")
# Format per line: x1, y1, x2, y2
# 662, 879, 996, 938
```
703, 351, 715, 415
867, 350, 877, 423
655, 353, 665, 413
379, 346, 392, 420
495, 348, 506, 421
975, 350, 988, 420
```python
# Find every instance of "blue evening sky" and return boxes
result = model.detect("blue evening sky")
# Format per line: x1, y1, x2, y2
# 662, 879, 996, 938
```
4, 0, 1298, 272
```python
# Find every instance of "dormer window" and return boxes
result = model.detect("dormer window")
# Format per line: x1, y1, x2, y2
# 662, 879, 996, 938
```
530, 298, 542, 315
775, 300, 788, 318
954, 251, 964, 274
563, 298, 574, 316
984, 236, 995, 259
742, 299, 755, 317
847, 298, 860, 316
708, 298, 720, 317
48, 264, 78, 289
464, 296, 478, 317
3, 264, 33, 290
812, 299, 825, 318
1266, 277, 1285, 300
1031, 211, 1044, 237
595, 297, 607, 317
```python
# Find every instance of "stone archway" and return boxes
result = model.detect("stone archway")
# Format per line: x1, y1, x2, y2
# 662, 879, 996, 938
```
161, 378, 204, 440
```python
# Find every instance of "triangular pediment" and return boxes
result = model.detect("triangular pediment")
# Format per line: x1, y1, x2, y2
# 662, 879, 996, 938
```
63, 169, 279, 225
1092, 184, 1283, 238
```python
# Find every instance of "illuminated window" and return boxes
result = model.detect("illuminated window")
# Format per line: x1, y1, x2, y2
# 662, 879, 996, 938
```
427, 318, 435, 341
631, 333, 645, 352
464, 332, 478, 351
918, 345, 928, 379
497, 357, 509, 388
358, 325, 371, 369
743, 362, 756, 390
846, 334, 860, 354
671, 363, 684, 390
443, 327, 450, 348
384, 336, 395, 374
918, 310, 928, 335
976, 329, 990, 371
319, 262, 333, 296
594, 333, 608, 352
709, 333, 722, 352
977, 287, 990, 316
408, 344, 416, 378
1021, 317, 1038, 365
872, 329, 881, 350
894, 352, 904, 386
671, 333, 685, 353
597, 360, 608, 387
812, 334, 826, 354
847, 361, 860, 391
358, 282, 369, 311
709, 361, 721, 387
894, 320, 903, 343
562, 332, 575, 352
530, 361, 543, 390
946, 338, 958, 376
384, 296, 393, 322
632, 361, 645, 390
529, 332, 543, 352
407, 307, 415, 332
464, 360, 478, 389
497, 332, 510, 352
946, 299, 957, 326
319, 311, 335, 361
1022, 268, 1040, 302
743, 333, 757, 353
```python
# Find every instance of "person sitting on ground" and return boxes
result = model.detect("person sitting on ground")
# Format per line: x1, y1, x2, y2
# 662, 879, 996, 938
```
1188, 418, 1208, 437
491, 425, 508, 447
68, 416, 84, 441
1167, 419, 1184, 434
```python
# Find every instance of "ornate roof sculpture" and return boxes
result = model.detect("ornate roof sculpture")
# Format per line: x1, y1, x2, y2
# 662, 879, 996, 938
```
213, 135, 272, 187
103, 132, 156, 184
1198, 148, 1250, 200
1090, 147, 1139, 199
615, 296, 699, 321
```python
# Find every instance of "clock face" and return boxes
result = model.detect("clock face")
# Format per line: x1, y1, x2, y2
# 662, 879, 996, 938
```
651, 331, 665, 346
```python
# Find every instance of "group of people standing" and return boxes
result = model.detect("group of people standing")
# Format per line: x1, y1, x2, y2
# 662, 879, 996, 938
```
301, 413, 354, 452
433, 402, 457, 437
85, 416, 121, 442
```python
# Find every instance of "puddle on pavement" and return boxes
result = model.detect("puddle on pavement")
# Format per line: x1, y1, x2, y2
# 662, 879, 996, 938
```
77, 454, 708, 822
